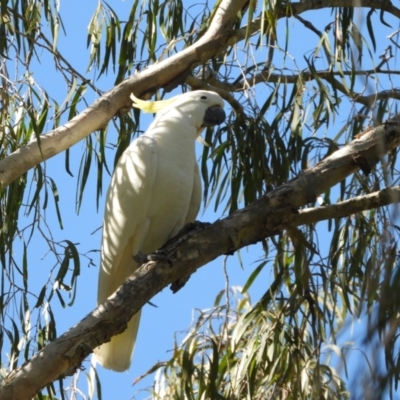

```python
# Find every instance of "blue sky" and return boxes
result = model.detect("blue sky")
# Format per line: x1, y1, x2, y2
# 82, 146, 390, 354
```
6, 1, 400, 399
18, 2, 272, 398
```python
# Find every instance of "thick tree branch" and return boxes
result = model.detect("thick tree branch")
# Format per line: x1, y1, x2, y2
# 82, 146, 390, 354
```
2, 0, 399, 188
0, 0, 249, 188
2, 111, 400, 400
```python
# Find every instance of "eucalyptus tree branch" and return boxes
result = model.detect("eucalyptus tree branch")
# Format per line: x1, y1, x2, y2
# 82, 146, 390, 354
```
1, 0, 399, 189
322, 76, 400, 108
0, 0, 249, 188
291, 186, 400, 227
2, 107, 400, 400
353, 90, 400, 107
206, 67, 400, 109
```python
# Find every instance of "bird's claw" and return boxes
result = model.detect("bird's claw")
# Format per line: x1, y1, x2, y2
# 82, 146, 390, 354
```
133, 250, 172, 267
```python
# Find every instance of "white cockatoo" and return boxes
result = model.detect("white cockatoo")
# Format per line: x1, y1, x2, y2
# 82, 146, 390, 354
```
94, 90, 226, 371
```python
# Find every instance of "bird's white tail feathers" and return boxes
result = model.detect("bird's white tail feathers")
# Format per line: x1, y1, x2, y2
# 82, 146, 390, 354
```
93, 311, 141, 372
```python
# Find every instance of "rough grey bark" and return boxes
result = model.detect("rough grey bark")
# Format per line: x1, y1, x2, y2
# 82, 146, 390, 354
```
1, 118, 400, 400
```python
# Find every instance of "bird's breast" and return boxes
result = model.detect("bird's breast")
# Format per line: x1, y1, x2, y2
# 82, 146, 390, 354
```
139, 133, 199, 253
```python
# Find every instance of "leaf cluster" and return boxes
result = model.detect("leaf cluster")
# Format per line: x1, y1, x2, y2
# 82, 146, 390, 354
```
1, 0, 400, 399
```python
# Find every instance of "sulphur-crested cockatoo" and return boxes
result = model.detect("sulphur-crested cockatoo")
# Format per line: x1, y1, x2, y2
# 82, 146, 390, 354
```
94, 90, 225, 371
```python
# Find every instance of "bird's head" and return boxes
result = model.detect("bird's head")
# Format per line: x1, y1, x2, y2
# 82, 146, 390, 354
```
130, 90, 226, 136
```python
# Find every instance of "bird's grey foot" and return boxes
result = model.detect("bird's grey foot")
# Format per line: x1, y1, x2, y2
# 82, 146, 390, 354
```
133, 250, 172, 267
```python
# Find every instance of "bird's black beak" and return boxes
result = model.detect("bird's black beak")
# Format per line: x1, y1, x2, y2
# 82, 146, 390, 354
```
202, 106, 226, 127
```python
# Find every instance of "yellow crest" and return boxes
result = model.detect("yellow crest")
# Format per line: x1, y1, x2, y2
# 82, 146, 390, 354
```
130, 93, 177, 113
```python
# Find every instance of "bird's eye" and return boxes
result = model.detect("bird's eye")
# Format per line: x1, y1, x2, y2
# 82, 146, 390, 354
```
201, 96, 207, 100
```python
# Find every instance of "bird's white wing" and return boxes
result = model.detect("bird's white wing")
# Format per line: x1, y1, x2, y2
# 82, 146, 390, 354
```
95, 90, 225, 372
185, 162, 202, 224
94, 135, 157, 371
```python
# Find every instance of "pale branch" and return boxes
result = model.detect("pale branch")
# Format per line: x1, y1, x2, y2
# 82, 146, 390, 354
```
0, 0, 398, 189
2, 109, 400, 400
1, 0, 399, 189
0, 0, 249, 188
